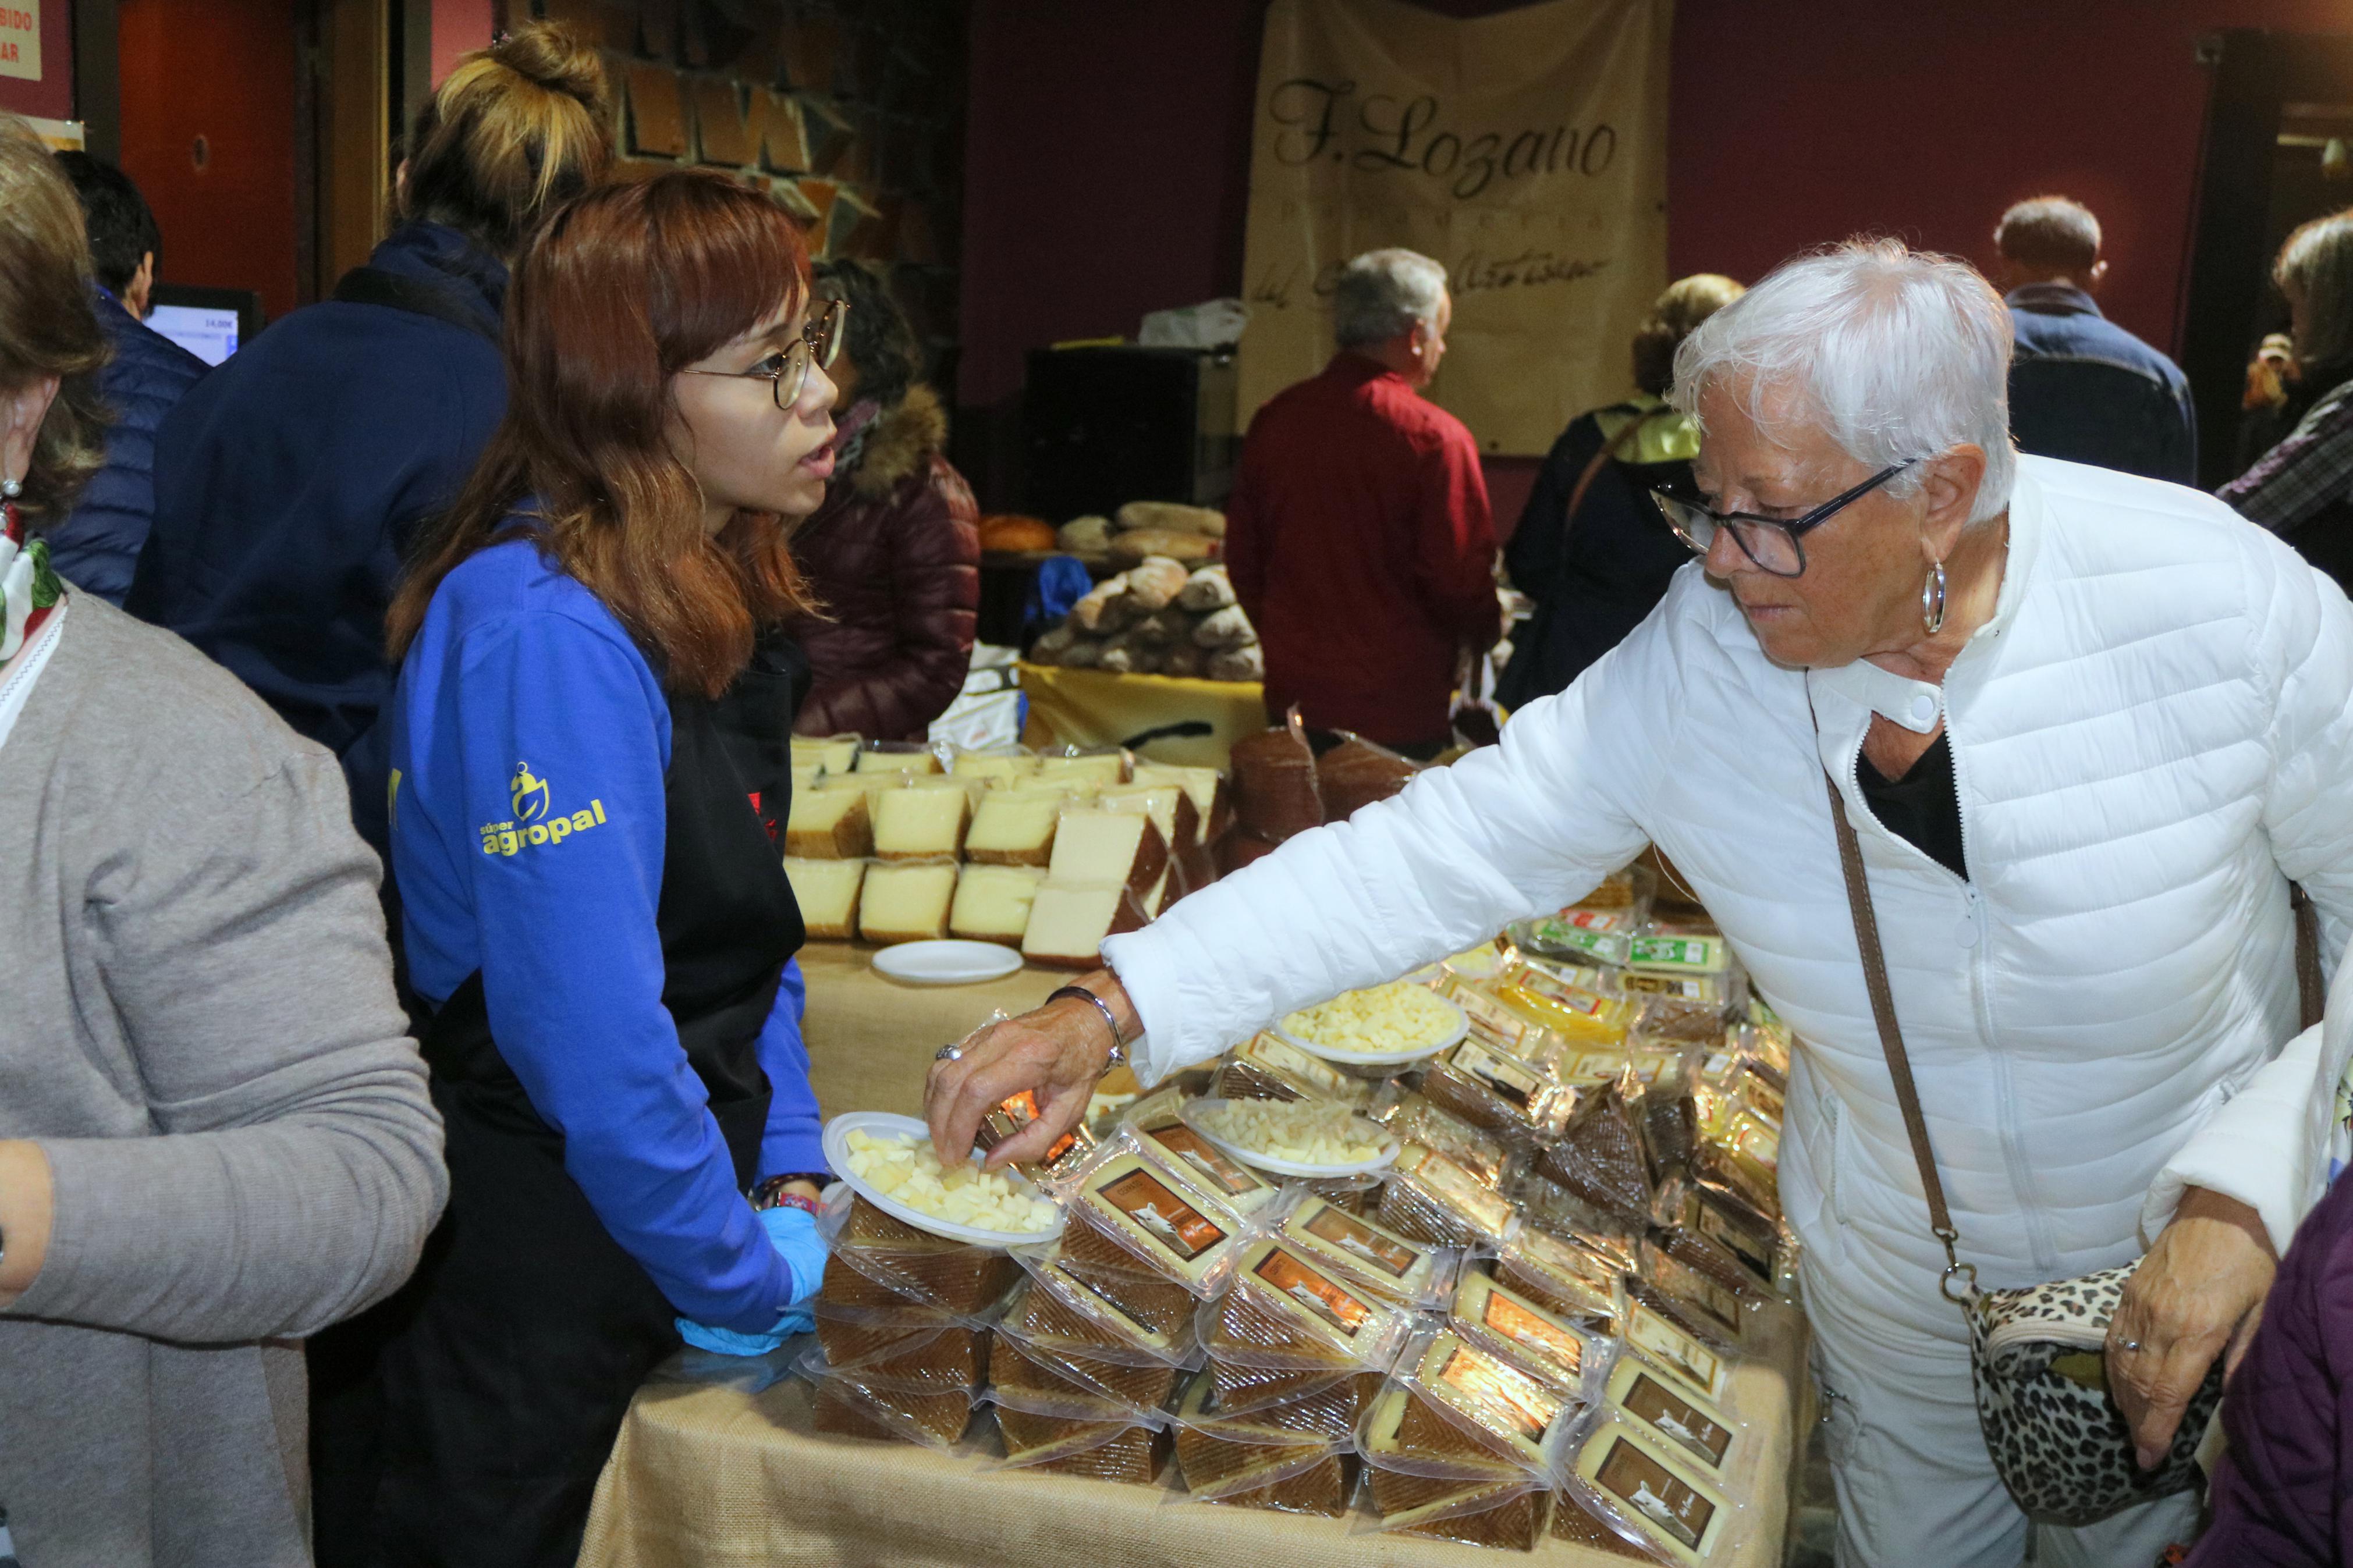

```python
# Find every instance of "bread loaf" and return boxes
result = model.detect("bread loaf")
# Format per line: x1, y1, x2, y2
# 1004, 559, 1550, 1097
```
1176, 564, 1237, 611
1109, 528, 1218, 567
1115, 500, 1226, 538
1123, 556, 1191, 610
1070, 573, 1129, 633
978, 513, 1058, 552
1207, 645, 1264, 683
1057, 515, 1113, 554
1162, 641, 1206, 678
1191, 605, 1256, 650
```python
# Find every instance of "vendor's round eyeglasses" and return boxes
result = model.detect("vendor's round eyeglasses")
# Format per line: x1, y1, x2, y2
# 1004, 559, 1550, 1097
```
682, 297, 848, 410
1652, 460, 1916, 578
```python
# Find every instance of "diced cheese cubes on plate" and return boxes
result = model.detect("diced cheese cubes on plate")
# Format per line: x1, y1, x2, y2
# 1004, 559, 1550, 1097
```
842, 1128, 1059, 1234
1195, 1098, 1389, 1166
1281, 981, 1461, 1054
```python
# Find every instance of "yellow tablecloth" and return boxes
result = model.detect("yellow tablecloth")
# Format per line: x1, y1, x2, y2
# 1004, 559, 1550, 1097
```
579, 1302, 1807, 1568
796, 940, 1065, 1118
1018, 661, 1266, 770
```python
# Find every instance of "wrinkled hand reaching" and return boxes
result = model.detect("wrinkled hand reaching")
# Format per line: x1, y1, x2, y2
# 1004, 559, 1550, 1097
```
924, 972, 1137, 1169
2107, 1186, 2276, 1469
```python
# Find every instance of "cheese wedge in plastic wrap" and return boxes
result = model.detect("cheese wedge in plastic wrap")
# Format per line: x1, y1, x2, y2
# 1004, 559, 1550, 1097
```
785, 857, 865, 940
785, 785, 871, 859
858, 861, 959, 945
948, 863, 1047, 947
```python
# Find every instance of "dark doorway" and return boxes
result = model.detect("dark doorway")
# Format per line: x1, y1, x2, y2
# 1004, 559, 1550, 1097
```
2181, 29, 2353, 488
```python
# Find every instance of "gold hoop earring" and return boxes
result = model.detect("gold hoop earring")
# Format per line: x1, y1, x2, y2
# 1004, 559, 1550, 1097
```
1922, 560, 1948, 635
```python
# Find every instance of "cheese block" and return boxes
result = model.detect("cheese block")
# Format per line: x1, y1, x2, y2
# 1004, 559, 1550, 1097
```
1568, 1414, 1734, 1566
1278, 1197, 1447, 1307
784, 857, 865, 940
1229, 722, 1322, 842
854, 745, 942, 776
1393, 1328, 1575, 1474
1046, 808, 1168, 899
950, 751, 1040, 784
1020, 882, 1148, 969
1315, 735, 1421, 822
792, 735, 861, 774
1096, 783, 1199, 854
785, 785, 872, 859
1208, 1240, 1411, 1370
1037, 751, 1131, 787
948, 864, 1046, 947
1605, 1350, 1737, 1474
1134, 762, 1230, 842
791, 761, 824, 798
871, 785, 970, 861
857, 861, 959, 945
1132, 1112, 1281, 1214
1450, 1271, 1598, 1394
964, 787, 1066, 866
1067, 1150, 1247, 1296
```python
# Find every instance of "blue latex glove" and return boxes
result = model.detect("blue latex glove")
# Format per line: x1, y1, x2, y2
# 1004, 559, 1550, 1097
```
676, 1204, 829, 1356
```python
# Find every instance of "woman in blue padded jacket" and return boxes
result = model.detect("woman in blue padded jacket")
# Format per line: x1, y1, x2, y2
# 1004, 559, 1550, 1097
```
312, 170, 849, 1568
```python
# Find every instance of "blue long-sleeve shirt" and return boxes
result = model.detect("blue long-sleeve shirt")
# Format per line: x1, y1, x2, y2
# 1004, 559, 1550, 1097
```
388, 537, 822, 1332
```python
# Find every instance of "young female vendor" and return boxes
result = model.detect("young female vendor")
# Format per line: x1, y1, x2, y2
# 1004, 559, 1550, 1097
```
314, 170, 846, 1567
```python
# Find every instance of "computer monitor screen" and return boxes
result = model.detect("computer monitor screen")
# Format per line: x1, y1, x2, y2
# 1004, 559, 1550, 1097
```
145, 284, 264, 367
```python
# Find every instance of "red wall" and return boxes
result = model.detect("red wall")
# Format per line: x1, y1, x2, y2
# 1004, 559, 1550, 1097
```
961, 0, 2352, 523
117, 0, 303, 322
0, 0, 76, 122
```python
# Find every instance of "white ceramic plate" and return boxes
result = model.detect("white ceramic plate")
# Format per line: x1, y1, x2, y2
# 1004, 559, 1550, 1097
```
871, 939, 1024, 986
1272, 993, 1470, 1067
1177, 1097, 1401, 1178
821, 1111, 1066, 1248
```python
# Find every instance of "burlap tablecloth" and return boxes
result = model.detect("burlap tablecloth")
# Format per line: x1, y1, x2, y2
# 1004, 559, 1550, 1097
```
796, 940, 1066, 1120
578, 1302, 1808, 1568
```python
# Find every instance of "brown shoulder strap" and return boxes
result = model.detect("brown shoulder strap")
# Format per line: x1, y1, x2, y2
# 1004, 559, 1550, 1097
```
1560, 409, 1660, 536
2293, 883, 2323, 1032
1822, 770, 1976, 1303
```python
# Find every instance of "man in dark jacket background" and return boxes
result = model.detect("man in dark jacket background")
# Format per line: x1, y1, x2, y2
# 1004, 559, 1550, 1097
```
48, 153, 207, 606
1996, 195, 2196, 483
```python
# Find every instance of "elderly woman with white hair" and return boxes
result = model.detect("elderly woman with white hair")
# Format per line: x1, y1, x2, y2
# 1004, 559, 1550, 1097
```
931, 237, 2353, 1564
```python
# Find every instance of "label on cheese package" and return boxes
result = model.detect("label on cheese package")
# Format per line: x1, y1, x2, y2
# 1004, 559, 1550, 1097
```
1576, 1417, 1731, 1565
1443, 980, 1534, 1051
1627, 1302, 1727, 1400
1451, 1272, 1591, 1392
1250, 1245, 1373, 1340
1609, 1357, 1735, 1471
1234, 1032, 1363, 1101
1412, 1330, 1569, 1463
1135, 1117, 1275, 1208
1449, 1039, 1548, 1109
1098, 1169, 1225, 1260
1627, 935, 1727, 973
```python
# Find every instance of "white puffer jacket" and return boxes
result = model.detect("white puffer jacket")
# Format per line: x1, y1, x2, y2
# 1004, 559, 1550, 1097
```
1106, 456, 2353, 1343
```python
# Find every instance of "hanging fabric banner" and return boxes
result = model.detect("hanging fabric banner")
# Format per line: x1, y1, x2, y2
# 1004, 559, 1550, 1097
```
1238, 0, 1671, 456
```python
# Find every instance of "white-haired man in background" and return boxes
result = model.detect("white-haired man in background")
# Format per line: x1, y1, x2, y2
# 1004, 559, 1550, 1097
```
933, 237, 2353, 1564
1223, 246, 1500, 760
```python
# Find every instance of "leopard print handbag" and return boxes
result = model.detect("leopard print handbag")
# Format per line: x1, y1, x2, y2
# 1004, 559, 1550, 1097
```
1825, 775, 2314, 1524
1967, 1264, 2224, 1524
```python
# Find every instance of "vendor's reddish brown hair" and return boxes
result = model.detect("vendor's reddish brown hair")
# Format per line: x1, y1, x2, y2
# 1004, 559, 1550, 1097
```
389, 170, 817, 696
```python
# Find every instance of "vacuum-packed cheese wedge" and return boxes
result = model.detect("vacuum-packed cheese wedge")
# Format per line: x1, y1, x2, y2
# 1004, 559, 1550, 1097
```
871, 785, 970, 861
785, 785, 872, 859
1605, 1349, 1738, 1474
949, 751, 1039, 784
1020, 882, 1148, 969
1046, 808, 1168, 898
1037, 750, 1131, 787
1568, 1413, 1735, 1566
1133, 762, 1230, 841
784, 857, 865, 940
964, 787, 1066, 866
1097, 783, 1199, 854
1364, 1457, 1550, 1551
791, 761, 823, 798
1277, 1197, 1449, 1307
947, 863, 1047, 947
1388, 1328, 1575, 1474
1450, 1271, 1599, 1395
1131, 1113, 1280, 1215
1066, 1150, 1247, 1296
1207, 1240, 1414, 1374
858, 861, 959, 945
791, 734, 861, 774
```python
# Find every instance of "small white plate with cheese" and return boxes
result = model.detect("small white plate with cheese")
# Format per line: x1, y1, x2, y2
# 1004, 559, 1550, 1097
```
1273, 983, 1469, 1067
824, 1111, 1065, 1246
871, 938, 1025, 986
1178, 1096, 1402, 1178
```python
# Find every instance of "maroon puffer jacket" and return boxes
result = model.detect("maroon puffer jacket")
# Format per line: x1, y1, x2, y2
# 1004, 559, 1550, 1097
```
787, 385, 980, 741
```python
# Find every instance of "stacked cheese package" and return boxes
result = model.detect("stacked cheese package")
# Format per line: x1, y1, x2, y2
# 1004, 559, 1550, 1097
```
779, 735, 1231, 965
803, 858, 1800, 1561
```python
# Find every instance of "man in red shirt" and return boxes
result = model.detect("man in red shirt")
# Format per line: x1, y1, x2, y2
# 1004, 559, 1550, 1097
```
1226, 247, 1500, 757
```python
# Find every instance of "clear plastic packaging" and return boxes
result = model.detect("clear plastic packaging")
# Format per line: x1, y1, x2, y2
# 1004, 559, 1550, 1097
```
1034, 745, 1135, 788
1496, 1225, 1631, 1334
1367, 1084, 1517, 1189
1623, 1298, 1732, 1403
973, 1081, 1099, 1185
821, 1192, 1025, 1315
1633, 1246, 1751, 1350
1215, 1032, 1375, 1108
1122, 1113, 1286, 1217
810, 1319, 992, 1391
852, 738, 950, 776
1172, 1368, 1358, 1510
988, 1317, 1185, 1416
1535, 1074, 1656, 1225
1637, 1054, 1703, 1183
1006, 1250, 1202, 1368
1199, 1239, 1419, 1380
797, 1343, 981, 1450
1561, 1409, 1742, 1565
986, 1385, 1172, 1481
1357, 1327, 1581, 1482
1449, 1270, 1611, 1400
1512, 908, 1634, 968
1376, 1142, 1521, 1250
1494, 969, 1637, 1046
1604, 1348, 1742, 1478
1362, 1468, 1553, 1549
1275, 1192, 1458, 1309
1053, 1146, 1254, 1301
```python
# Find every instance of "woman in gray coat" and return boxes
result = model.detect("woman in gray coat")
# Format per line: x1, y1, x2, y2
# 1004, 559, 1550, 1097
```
0, 119, 446, 1568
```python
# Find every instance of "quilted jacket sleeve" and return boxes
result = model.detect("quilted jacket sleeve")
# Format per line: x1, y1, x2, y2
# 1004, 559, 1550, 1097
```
1105, 593, 1677, 1083
2144, 547, 2353, 1253
793, 459, 980, 742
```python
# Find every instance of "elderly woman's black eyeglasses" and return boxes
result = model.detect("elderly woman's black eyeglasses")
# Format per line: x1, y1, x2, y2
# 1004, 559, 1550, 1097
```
1651, 461, 1916, 577
681, 297, 849, 410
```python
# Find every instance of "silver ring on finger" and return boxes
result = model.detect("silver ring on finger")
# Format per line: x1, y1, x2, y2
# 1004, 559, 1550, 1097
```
2114, 1338, 2143, 1354
934, 1042, 964, 1062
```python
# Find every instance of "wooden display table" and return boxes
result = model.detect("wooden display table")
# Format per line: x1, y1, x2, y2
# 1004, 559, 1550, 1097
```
796, 940, 1064, 1121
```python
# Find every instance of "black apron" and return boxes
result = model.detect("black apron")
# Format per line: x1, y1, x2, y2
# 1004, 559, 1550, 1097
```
311, 634, 807, 1568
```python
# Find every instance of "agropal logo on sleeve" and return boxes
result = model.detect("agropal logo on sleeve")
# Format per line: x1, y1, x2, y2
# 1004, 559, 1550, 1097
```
480, 760, 608, 856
